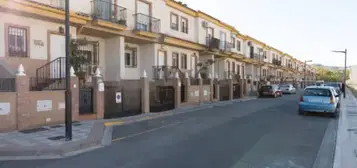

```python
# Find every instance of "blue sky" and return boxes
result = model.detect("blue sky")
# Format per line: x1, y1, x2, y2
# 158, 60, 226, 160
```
180, 0, 356, 67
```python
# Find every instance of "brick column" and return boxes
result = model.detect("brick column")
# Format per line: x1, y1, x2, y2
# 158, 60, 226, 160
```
173, 72, 181, 108
198, 74, 203, 103
141, 71, 150, 113
70, 76, 79, 121
16, 75, 30, 130
240, 78, 244, 98
182, 72, 190, 103
209, 74, 214, 101
92, 70, 104, 119
228, 77, 233, 100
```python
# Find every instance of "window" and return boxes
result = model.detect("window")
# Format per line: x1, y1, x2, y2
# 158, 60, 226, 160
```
263, 51, 267, 59
125, 49, 137, 68
237, 65, 241, 75
237, 40, 241, 51
181, 17, 188, 33
7, 26, 28, 57
231, 37, 236, 48
180, 53, 187, 69
232, 62, 235, 72
170, 13, 179, 30
172, 52, 179, 67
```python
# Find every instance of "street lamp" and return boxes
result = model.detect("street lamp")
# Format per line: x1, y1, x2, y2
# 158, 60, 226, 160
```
64, 0, 72, 140
258, 48, 264, 86
332, 49, 347, 98
304, 60, 312, 88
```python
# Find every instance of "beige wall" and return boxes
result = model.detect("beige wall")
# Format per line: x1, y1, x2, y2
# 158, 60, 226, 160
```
201, 85, 211, 102
187, 85, 200, 103
0, 92, 17, 132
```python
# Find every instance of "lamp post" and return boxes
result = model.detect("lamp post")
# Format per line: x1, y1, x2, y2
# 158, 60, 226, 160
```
258, 48, 264, 87
304, 60, 312, 88
64, 0, 72, 140
332, 49, 347, 98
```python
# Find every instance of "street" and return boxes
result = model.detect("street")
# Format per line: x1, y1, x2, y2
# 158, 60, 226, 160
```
0, 93, 337, 168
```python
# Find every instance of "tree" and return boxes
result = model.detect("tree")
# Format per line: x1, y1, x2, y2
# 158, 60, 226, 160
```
316, 67, 347, 82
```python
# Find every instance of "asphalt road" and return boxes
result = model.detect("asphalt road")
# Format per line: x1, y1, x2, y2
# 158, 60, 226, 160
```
0, 93, 337, 168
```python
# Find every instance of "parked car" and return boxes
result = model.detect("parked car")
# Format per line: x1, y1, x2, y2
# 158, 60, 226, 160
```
298, 86, 340, 117
325, 82, 342, 95
258, 84, 282, 98
280, 84, 297, 94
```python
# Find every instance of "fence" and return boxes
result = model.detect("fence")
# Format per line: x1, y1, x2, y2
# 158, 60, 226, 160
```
104, 82, 142, 119
150, 86, 175, 112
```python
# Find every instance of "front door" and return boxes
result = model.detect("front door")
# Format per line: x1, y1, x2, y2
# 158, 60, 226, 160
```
50, 34, 65, 79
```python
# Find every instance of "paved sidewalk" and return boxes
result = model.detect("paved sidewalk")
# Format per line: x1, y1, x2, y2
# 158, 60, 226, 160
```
333, 89, 357, 168
103, 96, 257, 127
0, 121, 104, 160
0, 96, 256, 161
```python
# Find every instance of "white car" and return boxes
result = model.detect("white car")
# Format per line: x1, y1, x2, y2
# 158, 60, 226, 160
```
280, 84, 297, 94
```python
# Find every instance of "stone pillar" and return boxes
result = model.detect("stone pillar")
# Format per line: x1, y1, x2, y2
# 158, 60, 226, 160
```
173, 72, 181, 108
92, 69, 105, 119
70, 67, 79, 121
240, 78, 245, 98
15, 64, 30, 130
182, 72, 190, 103
228, 75, 233, 100
141, 71, 150, 113
198, 73, 203, 103
209, 73, 214, 101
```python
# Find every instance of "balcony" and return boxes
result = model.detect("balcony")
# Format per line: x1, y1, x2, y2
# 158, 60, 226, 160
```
206, 37, 220, 50
91, 0, 127, 30
224, 71, 241, 80
219, 41, 233, 53
272, 59, 282, 66
134, 13, 161, 38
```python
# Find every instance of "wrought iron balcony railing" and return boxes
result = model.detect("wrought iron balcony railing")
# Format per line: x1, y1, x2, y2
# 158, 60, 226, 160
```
152, 66, 186, 80
134, 13, 160, 34
91, 0, 127, 26
206, 37, 220, 49
272, 59, 282, 66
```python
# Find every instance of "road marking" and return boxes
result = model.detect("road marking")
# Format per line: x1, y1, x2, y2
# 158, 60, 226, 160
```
104, 121, 124, 127
112, 119, 189, 142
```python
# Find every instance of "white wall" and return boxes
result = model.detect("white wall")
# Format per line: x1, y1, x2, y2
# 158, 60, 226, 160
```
0, 12, 76, 59
140, 44, 156, 80
104, 37, 125, 81
163, 6, 197, 43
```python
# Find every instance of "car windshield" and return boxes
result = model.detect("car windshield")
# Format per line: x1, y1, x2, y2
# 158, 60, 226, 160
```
261, 85, 273, 91
304, 88, 332, 97
280, 84, 290, 87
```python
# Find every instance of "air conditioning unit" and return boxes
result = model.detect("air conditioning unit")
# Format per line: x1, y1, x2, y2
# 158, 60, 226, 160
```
202, 21, 208, 28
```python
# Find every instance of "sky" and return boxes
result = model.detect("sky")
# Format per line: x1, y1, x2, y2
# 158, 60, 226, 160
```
180, 0, 356, 67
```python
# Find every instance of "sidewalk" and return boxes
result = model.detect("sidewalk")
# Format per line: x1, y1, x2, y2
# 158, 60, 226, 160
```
0, 96, 257, 160
333, 89, 357, 168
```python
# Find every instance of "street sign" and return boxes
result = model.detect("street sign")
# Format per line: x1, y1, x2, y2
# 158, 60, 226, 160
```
116, 92, 122, 103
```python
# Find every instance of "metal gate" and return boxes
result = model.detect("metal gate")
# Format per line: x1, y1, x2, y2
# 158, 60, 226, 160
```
150, 86, 175, 112
104, 85, 142, 119
233, 83, 241, 99
220, 84, 229, 101
79, 86, 94, 114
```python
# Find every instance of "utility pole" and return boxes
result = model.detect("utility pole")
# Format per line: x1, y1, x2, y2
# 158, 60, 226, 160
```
64, 0, 72, 140
332, 49, 347, 98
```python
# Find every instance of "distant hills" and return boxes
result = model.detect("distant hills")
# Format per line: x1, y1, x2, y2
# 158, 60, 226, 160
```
312, 64, 346, 71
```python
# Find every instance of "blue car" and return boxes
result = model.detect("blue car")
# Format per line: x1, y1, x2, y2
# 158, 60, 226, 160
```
298, 86, 340, 117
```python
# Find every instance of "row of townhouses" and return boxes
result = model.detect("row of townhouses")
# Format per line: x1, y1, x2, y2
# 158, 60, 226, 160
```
0, 0, 316, 132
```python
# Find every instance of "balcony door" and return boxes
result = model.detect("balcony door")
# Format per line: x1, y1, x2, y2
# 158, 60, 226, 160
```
136, 0, 151, 31
206, 27, 214, 45
219, 32, 226, 49
95, 0, 112, 21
